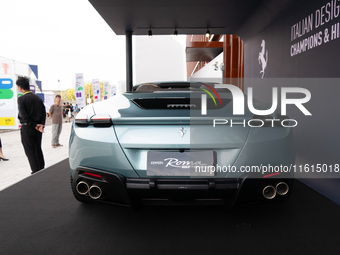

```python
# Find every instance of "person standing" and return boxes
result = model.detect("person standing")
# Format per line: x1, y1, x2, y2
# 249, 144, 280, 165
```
75, 104, 81, 115
49, 95, 63, 148
65, 102, 71, 122
0, 136, 9, 161
62, 102, 66, 119
16, 76, 46, 174
70, 103, 74, 118
73, 104, 78, 116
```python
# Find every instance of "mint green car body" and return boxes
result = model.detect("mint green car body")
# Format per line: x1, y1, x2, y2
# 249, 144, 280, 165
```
69, 82, 294, 206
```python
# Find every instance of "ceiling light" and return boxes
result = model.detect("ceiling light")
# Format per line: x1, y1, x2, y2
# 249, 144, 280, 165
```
205, 28, 210, 38
174, 27, 178, 36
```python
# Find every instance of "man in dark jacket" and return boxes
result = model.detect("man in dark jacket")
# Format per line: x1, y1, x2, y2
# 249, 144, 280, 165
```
16, 76, 46, 174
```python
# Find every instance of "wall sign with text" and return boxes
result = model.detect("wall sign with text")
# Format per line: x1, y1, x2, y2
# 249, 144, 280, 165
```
0, 75, 19, 129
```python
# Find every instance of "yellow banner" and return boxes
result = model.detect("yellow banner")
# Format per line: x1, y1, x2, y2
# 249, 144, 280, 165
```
0, 117, 15, 126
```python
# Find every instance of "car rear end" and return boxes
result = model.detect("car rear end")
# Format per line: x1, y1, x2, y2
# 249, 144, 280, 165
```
69, 83, 294, 206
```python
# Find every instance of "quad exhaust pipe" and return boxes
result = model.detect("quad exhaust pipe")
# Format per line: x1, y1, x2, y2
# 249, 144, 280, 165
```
262, 182, 289, 199
262, 185, 276, 200
276, 182, 289, 196
76, 181, 90, 195
76, 181, 102, 199
88, 185, 102, 200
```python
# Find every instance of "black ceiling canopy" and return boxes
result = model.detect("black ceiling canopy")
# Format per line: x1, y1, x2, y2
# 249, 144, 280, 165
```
89, 0, 294, 38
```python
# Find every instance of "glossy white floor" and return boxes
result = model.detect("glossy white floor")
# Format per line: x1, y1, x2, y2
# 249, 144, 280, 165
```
0, 122, 72, 191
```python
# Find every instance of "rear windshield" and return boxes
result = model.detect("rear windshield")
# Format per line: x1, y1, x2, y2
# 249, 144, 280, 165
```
132, 82, 220, 93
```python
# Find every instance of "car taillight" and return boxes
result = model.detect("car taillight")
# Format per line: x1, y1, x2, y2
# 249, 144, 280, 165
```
75, 114, 89, 126
91, 114, 112, 123
90, 114, 112, 127
75, 114, 112, 127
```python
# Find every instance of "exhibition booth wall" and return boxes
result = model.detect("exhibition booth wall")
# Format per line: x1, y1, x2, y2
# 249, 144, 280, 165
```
243, 0, 340, 167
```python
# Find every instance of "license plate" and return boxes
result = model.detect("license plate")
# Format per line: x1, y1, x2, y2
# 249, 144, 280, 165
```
147, 151, 215, 176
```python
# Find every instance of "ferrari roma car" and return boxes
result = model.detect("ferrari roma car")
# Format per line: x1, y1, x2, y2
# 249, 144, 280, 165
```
69, 82, 294, 206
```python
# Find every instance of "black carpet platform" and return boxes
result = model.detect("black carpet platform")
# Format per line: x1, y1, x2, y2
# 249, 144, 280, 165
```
1, 159, 340, 255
